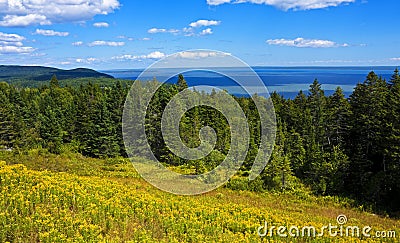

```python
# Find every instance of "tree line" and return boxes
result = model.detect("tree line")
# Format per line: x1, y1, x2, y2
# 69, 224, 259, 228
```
0, 70, 399, 214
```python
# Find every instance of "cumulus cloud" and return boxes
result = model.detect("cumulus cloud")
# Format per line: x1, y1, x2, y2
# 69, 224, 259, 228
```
0, 31, 34, 54
148, 28, 179, 34
145, 51, 166, 59
0, 0, 120, 27
266, 37, 348, 48
207, 0, 355, 10
88, 41, 125, 47
35, 29, 69, 37
189, 20, 221, 28
0, 32, 25, 42
93, 22, 109, 28
0, 14, 50, 27
113, 51, 166, 60
390, 58, 400, 61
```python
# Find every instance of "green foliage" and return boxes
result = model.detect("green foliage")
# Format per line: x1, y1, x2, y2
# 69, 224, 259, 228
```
50, 74, 60, 88
177, 74, 188, 91
2, 70, 400, 214
0, 65, 113, 86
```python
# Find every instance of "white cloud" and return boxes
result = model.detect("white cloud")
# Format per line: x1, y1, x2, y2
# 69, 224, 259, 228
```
266, 37, 348, 48
189, 20, 221, 28
207, 0, 355, 10
117, 35, 150, 41
0, 31, 35, 54
207, 0, 232, 5
116, 35, 134, 41
72, 41, 84, 46
148, 28, 179, 34
145, 51, 166, 59
0, 32, 25, 42
113, 51, 166, 60
0, 40, 23, 46
176, 51, 231, 59
390, 58, 400, 61
93, 22, 109, 28
112, 54, 134, 60
200, 28, 213, 36
0, 0, 120, 27
0, 14, 50, 27
150, 19, 221, 37
88, 41, 125, 47
29, 52, 46, 57
148, 28, 165, 34
35, 29, 69, 37
87, 57, 98, 62
0, 45, 34, 54
76, 57, 98, 64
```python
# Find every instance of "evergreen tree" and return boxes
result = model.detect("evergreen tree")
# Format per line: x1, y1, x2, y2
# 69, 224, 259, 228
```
262, 125, 292, 190
38, 108, 63, 154
307, 79, 327, 147
1, 69, 400, 213
326, 87, 351, 147
50, 74, 60, 88
0, 92, 15, 149
177, 74, 188, 91
286, 129, 306, 177
384, 68, 400, 211
348, 71, 389, 205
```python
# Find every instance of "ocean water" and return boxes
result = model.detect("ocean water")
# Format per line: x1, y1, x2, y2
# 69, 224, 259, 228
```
103, 66, 397, 99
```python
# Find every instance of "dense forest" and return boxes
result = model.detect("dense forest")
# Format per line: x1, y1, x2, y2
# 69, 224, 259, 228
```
0, 65, 113, 81
1, 70, 400, 215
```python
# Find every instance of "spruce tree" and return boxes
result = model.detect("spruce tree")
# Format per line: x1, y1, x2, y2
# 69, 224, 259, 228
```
326, 87, 351, 147
348, 71, 389, 205
50, 74, 60, 88
177, 74, 188, 91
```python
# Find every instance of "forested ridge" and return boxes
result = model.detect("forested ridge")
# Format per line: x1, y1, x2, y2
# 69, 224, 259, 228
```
1, 69, 400, 215
0, 65, 113, 81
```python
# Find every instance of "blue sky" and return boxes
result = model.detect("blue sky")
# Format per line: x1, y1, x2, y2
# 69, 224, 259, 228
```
0, 0, 399, 70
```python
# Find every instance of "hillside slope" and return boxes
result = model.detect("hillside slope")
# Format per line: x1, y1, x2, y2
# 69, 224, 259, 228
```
0, 151, 398, 242
0, 65, 114, 82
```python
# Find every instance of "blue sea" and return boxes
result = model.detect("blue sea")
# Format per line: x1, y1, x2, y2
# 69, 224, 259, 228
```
103, 66, 398, 99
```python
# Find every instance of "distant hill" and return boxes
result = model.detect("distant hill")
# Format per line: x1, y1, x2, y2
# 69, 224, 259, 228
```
0, 65, 114, 82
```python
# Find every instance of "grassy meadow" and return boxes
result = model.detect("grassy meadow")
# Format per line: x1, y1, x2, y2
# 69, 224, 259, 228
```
0, 150, 398, 242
